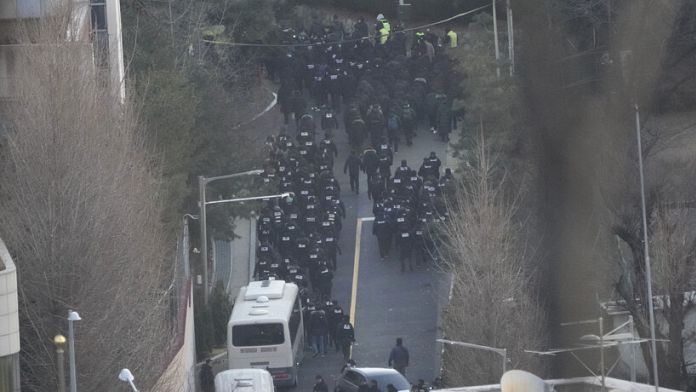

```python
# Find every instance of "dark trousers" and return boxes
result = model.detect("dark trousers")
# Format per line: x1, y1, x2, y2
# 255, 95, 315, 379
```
366, 172, 376, 199
330, 92, 342, 112
328, 251, 337, 270
379, 166, 390, 183
329, 327, 338, 350
398, 240, 413, 271
349, 173, 359, 192
404, 127, 414, 145
340, 341, 352, 362
377, 233, 391, 258
389, 134, 400, 152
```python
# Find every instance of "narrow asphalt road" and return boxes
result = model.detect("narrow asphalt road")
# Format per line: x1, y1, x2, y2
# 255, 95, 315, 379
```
291, 109, 451, 390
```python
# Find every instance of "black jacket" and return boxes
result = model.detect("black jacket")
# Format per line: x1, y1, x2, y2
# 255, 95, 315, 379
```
337, 322, 355, 343
313, 380, 329, 392
344, 154, 361, 176
361, 149, 379, 174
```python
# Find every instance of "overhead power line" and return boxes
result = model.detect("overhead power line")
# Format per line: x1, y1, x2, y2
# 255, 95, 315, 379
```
201, 4, 491, 48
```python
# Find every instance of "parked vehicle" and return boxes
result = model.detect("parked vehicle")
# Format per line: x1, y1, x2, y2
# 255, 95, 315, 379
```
335, 367, 411, 392
214, 368, 275, 392
227, 280, 304, 387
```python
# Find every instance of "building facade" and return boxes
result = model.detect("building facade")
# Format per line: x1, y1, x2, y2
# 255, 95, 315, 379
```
0, 238, 20, 392
0, 0, 125, 102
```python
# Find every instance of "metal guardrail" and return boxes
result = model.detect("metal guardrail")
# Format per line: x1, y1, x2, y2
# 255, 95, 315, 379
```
158, 220, 193, 381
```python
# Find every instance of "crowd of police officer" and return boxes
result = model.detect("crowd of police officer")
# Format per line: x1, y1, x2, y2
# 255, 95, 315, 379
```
255, 114, 352, 357
276, 13, 459, 149
252, 12, 459, 362
369, 150, 455, 273
256, 113, 357, 358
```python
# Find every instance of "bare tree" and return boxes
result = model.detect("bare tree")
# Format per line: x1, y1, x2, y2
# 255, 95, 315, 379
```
608, 160, 696, 389
0, 5, 172, 391
438, 139, 548, 386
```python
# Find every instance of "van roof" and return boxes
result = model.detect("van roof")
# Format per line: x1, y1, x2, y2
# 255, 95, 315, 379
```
230, 280, 298, 324
244, 280, 286, 300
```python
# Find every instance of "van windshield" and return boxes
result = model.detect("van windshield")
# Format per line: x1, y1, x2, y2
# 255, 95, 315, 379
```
232, 323, 285, 347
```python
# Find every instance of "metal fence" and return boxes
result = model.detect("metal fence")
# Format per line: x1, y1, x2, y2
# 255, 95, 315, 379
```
157, 220, 194, 392
168, 220, 192, 343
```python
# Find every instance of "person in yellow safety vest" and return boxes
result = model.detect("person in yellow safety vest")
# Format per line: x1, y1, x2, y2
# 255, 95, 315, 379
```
445, 28, 458, 48
376, 13, 391, 45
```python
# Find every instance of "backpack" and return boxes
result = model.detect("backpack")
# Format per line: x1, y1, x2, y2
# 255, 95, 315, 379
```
401, 107, 414, 124
387, 114, 399, 130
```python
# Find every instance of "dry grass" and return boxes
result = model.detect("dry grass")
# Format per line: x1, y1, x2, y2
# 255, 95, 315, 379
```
0, 4, 172, 391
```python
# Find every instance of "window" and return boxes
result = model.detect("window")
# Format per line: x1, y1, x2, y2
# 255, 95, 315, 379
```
372, 374, 411, 390
90, 0, 109, 67
18, 0, 42, 18
232, 323, 284, 347
90, 3, 106, 31
289, 296, 301, 344
344, 371, 364, 386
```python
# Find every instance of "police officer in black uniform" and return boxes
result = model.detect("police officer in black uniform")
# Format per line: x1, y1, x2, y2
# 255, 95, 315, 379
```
336, 315, 356, 362
373, 210, 392, 261
344, 150, 362, 194
361, 146, 379, 199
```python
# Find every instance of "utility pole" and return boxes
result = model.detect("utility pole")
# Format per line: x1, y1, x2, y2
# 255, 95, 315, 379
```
54, 335, 67, 392
635, 105, 660, 392
492, 0, 501, 78
506, 0, 514, 75
67, 310, 80, 392
198, 169, 272, 304
629, 315, 636, 382
599, 317, 605, 391
198, 175, 208, 304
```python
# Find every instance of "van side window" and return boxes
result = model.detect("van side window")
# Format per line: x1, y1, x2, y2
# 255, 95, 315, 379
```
289, 295, 301, 344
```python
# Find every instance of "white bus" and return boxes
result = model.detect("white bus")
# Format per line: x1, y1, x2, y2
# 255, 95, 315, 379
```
227, 280, 304, 387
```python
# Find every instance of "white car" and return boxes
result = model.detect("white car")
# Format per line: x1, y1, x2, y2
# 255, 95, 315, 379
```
214, 368, 275, 392
335, 367, 411, 392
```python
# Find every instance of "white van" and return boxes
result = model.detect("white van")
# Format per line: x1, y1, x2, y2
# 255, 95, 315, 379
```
227, 280, 304, 387
214, 368, 275, 392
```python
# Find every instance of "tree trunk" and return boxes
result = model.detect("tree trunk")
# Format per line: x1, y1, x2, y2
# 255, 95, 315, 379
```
663, 293, 687, 389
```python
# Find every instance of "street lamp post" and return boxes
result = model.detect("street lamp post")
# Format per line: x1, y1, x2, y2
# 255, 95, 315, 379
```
635, 105, 660, 392
599, 317, 605, 391
437, 338, 507, 377
198, 169, 264, 304
67, 310, 81, 392
506, 0, 514, 75
118, 369, 139, 392
54, 335, 67, 392
492, 0, 501, 78
629, 315, 636, 382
